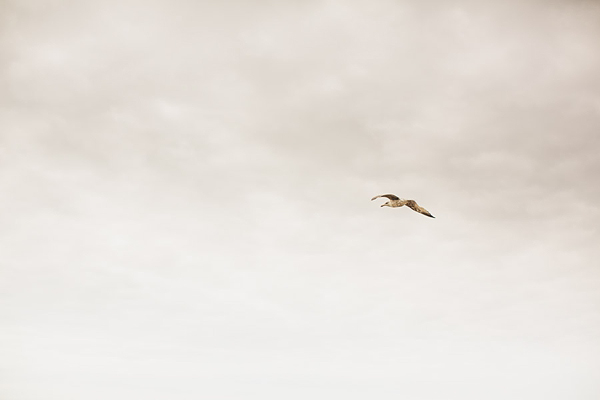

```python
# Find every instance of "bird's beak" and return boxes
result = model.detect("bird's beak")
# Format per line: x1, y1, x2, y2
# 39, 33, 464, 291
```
380, 204, 385, 207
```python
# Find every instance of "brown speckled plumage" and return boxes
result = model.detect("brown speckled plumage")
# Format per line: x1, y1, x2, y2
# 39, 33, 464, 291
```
371, 194, 435, 218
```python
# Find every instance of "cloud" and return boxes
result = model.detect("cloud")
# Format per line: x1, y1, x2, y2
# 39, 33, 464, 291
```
1, 0, 600, 399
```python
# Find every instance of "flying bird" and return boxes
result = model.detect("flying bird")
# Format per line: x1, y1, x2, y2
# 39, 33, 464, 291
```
371, 194, 435, 218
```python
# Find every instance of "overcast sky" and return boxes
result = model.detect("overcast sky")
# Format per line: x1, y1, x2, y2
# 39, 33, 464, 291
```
1, 0, 600, 399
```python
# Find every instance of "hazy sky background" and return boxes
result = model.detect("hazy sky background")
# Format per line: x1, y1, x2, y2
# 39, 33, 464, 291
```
1, 0, 600, 399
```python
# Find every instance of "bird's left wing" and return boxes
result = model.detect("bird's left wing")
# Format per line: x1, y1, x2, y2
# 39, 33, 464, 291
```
371, 194, 400, 201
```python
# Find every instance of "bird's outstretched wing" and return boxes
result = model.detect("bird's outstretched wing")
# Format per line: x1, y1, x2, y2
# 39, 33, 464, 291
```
371, 194, 400, 201
405, 200, 435, 218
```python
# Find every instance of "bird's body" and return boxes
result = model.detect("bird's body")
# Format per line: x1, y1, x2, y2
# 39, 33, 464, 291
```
371, 194, 435, 218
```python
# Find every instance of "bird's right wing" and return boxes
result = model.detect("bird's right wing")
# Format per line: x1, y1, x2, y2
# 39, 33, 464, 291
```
371, 194, 400, 201
405, 200, 435, 218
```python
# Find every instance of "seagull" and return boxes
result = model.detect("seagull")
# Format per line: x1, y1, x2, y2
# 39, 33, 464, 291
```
371, 194, 435, 218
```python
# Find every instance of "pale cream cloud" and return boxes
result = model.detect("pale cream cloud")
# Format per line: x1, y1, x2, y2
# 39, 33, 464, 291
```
1, 1, 600, 399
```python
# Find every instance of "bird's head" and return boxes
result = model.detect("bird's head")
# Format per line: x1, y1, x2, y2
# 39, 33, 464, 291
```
381, 202, 389, 207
